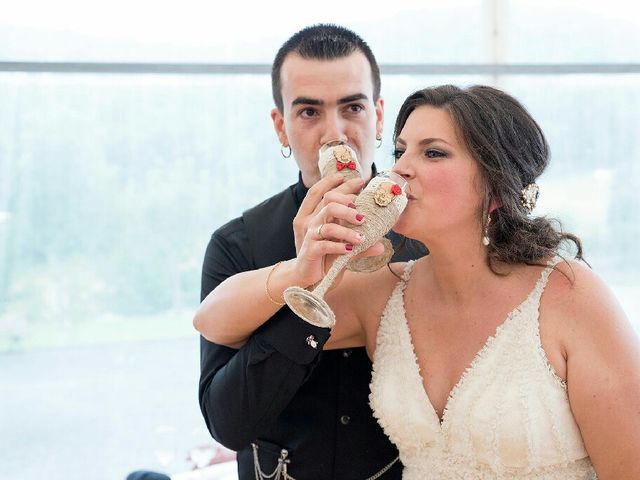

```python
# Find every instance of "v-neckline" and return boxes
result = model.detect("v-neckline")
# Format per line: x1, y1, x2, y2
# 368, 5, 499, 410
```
400, 264, 547, 428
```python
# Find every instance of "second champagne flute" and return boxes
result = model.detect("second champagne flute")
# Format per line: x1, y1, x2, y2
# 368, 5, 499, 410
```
284, 171, 408, 328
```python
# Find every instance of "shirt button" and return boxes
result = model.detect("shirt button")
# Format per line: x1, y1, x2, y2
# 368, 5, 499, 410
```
342, 349, 352, 358
340, 415, 351, 425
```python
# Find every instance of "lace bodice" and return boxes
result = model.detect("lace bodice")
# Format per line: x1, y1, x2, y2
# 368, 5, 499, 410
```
369, 259, 596, 479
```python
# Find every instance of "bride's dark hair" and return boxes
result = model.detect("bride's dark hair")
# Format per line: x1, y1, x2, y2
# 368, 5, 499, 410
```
393, 85, 584, 273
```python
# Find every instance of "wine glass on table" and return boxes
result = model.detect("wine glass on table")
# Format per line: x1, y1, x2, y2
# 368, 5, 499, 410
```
284, 170, 408, 328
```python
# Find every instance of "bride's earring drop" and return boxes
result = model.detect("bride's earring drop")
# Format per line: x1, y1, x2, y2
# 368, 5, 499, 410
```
482, 213, 491, 246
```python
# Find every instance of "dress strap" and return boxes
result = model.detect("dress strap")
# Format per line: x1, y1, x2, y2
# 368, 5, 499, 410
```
530, 255, 564, 303
401, 260, 416, 283
383, 261, 415, 308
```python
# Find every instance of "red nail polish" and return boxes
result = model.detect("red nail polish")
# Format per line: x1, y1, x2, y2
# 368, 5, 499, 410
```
345, 244, 353, 251
348, 203, 356, 209
356, 214, 364, 221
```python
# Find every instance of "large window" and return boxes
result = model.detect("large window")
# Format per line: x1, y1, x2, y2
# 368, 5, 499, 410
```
1, 2, 639, 479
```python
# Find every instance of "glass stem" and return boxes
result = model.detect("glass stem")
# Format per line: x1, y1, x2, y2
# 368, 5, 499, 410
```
311, 253, 353, 298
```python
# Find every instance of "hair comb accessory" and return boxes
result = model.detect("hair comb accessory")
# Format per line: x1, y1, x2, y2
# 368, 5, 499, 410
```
521, 183, 539, 213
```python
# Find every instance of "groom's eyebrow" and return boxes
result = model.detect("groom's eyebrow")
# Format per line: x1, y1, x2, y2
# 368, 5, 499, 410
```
291, 93, 369, 107
338, 93, 369, 104
292, 97, 322, 106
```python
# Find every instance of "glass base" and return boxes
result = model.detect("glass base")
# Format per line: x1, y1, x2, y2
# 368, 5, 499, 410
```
283, 286, 336, 328
347, 238, 394, 273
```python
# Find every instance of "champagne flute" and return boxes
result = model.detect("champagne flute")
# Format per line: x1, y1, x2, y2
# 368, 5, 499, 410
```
318, 141, 395, 272
318, 140, 364, 181
284, 171, 408, 328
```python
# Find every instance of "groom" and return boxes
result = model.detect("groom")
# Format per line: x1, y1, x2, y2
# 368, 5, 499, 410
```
198, 24, 424, 479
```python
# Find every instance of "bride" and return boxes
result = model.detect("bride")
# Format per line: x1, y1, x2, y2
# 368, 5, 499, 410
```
194, 85, 640, 479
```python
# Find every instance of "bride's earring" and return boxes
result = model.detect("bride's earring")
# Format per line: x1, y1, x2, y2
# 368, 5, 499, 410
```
482, 213, 491, 246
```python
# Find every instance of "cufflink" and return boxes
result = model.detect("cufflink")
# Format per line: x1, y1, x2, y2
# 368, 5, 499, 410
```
306, 335, 318, 349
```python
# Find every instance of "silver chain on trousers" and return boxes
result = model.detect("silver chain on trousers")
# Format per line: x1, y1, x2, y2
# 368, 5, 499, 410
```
252, 444, 295, 480
366, 455, 399, 480
251, 443, 399, 480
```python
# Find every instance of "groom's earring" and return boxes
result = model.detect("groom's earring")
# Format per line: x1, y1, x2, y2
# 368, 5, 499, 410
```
482, 213, 491, 246
280, 144, 292, 158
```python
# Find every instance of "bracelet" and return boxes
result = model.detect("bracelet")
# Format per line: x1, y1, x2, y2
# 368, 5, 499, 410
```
265, 261, 286, 306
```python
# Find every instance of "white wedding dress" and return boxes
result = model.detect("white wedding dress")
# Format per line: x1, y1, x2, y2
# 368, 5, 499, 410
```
369, 259, 596, 479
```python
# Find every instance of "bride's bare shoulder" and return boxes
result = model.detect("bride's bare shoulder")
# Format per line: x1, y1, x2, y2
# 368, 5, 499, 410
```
324, 261, 406, 350
349, 263, 407, 320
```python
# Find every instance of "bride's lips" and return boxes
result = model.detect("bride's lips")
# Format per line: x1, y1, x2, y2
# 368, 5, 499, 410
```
407, 193, 416, 200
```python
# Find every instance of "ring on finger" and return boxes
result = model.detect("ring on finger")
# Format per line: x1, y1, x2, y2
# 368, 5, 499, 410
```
316, 223, 326, 240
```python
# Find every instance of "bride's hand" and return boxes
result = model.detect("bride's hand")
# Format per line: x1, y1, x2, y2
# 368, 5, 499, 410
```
294, 179, 384, 288
293, 174, 363, 254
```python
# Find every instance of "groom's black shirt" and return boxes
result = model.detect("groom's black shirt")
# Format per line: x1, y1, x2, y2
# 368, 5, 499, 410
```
199, 172, 425, 480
